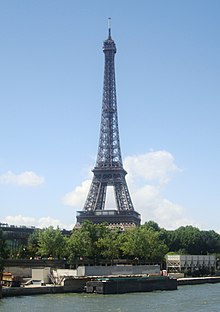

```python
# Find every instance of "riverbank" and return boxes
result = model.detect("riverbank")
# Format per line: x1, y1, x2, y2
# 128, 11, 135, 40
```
2, 285, 65, 297
2, 277, 90, 297
2, 276, 220, 297
2, 276, 176, 297
177, 276, 220, 285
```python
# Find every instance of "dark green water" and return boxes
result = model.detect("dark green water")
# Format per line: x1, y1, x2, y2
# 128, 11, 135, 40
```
1, 283, 220, 311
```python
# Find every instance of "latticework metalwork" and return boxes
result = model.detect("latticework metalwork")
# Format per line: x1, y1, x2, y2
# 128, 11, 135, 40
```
77, 21, 140, 226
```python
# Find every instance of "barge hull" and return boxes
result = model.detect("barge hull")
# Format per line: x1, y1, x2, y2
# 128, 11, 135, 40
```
86, 276, 177, 294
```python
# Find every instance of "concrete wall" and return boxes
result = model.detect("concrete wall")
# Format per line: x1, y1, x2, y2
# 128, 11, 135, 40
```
4, 266, 32, 278
77, 265, 160, 277
3, 264, 160, 279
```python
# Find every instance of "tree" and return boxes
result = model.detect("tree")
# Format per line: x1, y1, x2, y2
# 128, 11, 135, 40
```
0, 230, 8, 279
67, 227, 93, 263
67, 221, 108, 264
119, 226, 168, 262
27, 229, 42, 258
176, 226, 203, 254
97, 229, 120, 262
200, 230, 220, 254
144, 220, 161, 232
38, 227, 67, 259
80, 221, 108, 260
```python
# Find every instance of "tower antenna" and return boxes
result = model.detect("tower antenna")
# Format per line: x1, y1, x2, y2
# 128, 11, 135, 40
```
108, 17, 111, 38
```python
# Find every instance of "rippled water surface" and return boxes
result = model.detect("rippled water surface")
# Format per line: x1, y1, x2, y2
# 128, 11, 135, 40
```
1, 283, 220, 312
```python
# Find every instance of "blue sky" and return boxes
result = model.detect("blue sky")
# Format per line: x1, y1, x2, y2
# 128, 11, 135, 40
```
0, 0, 220, 231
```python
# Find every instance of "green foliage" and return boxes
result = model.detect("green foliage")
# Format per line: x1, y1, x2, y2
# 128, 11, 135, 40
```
37, 226, 67, 259
12, 245, 28, 259
200, 230, 220, 254
67, 221, 108, 264
119, 226, 168, 262
0, 230, 8, 278
67, 221, 168, 264
97, 229, 120, 261
3, 220, 220, 265
175, 226, 202, 254
27, 229, 42, 258
144, 220, 161, 232
164, 226, 220, 255
32, 222, 220, 264
68, 227, 93, 262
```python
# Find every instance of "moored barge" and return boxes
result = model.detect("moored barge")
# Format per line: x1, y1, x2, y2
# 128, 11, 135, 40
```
86, 275, 177, 294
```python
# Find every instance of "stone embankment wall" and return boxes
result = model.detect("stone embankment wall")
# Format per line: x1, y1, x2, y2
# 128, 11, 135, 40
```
4, 259, 67, 277
77, 265, 160, 277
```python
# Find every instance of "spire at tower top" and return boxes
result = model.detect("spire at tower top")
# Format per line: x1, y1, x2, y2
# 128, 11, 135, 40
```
103, 17, 116, 53
108, 17, 111, 38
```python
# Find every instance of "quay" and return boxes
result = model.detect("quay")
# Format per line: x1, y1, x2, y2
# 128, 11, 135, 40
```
1, 277, 90, 297
2, 285, 64, 297
2, 275, 177, 297
2, 276, 220, 297
177, 276, 220, 286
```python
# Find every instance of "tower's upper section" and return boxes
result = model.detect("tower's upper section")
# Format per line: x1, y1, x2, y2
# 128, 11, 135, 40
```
95, 19, 123, 170
102, 18, 116, 54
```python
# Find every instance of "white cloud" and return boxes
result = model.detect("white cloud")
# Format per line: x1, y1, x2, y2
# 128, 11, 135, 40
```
0, 151, 194, 230
124, 150, 181, 185
62, 179, 91, 207
0, 171, 44, 187
2, 215, 73, 230
3, 215, 36, 226
123, 151, 193, 229
131, 184, 192, 230
62, 150, 193, 229
37, 217, 72, 229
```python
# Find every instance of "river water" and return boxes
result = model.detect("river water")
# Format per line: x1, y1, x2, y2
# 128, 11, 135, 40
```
1, 283, 220, 312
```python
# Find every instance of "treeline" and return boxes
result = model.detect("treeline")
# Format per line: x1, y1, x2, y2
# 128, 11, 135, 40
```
0, 229, 8, 277
3, 221, 220, 266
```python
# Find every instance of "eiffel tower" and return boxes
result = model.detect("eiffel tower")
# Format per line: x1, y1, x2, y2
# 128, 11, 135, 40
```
76, 20, 141, 227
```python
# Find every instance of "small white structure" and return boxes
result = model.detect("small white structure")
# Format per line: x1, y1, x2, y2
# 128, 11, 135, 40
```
52, 269, 77, 285
166, 254, 216, 275
32, 267, 51, 285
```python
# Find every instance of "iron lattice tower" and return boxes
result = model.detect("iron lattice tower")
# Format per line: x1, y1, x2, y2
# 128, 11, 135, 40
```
77, 20, 141, 227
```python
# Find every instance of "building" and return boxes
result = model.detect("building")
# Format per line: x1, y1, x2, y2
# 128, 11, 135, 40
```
166, 254, 216, 276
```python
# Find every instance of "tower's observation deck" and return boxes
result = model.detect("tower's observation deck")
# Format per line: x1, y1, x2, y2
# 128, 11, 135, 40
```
77, 20, 141, 227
